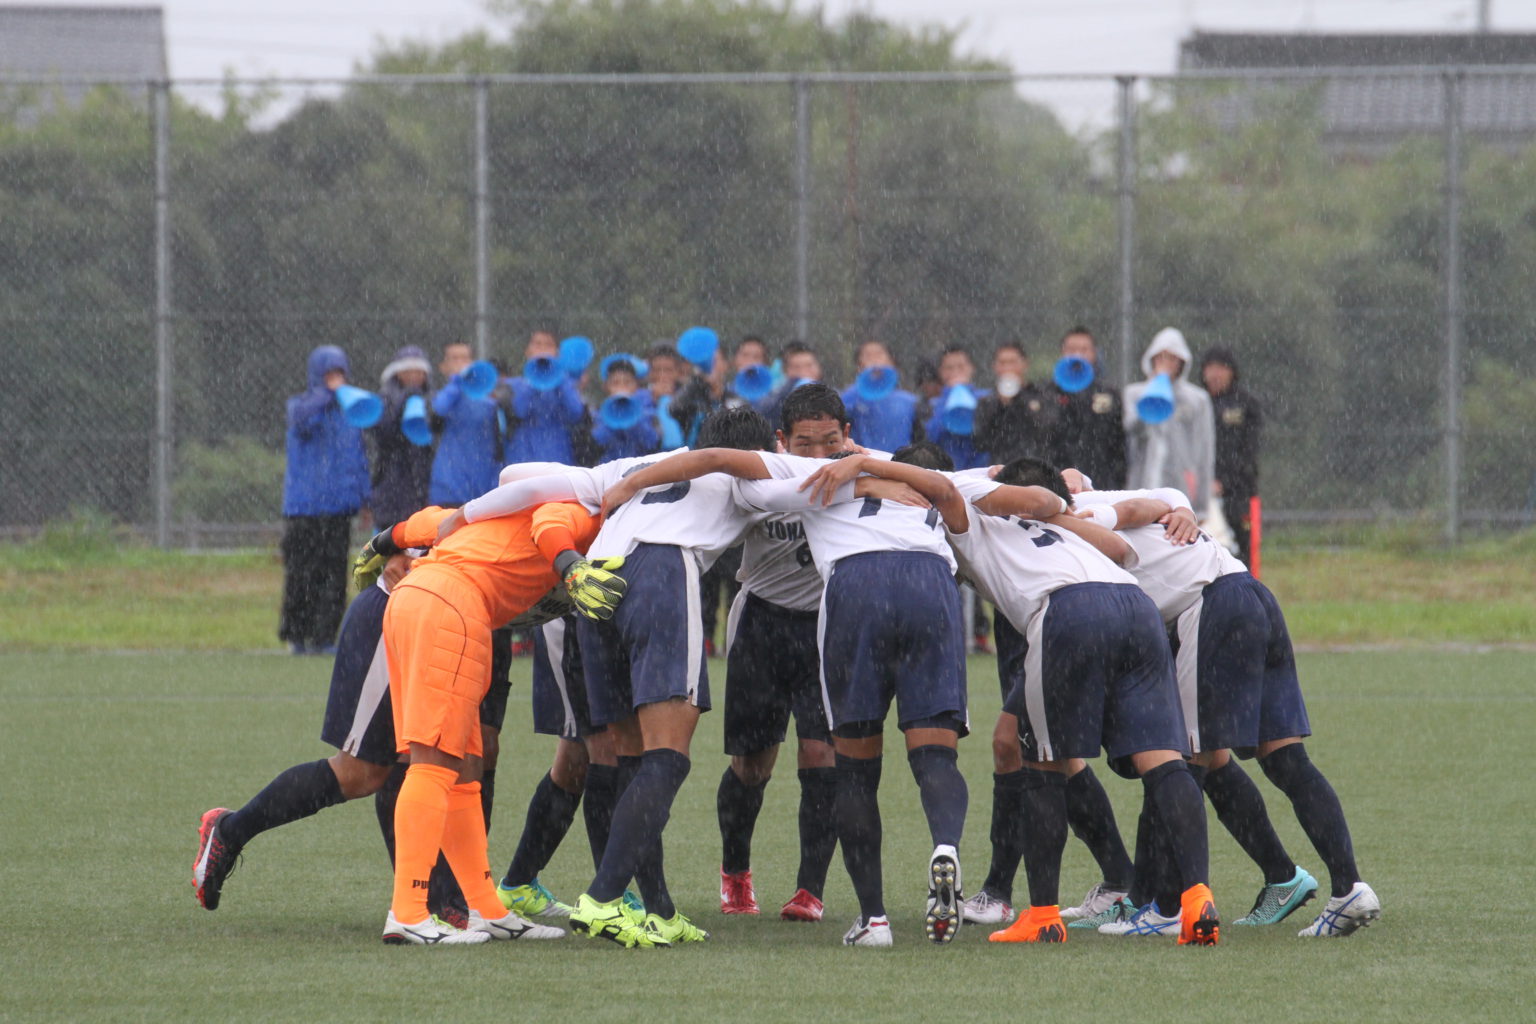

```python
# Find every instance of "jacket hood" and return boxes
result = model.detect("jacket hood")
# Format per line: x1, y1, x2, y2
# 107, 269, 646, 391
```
380, 344, 431, 386
1200, 345, 1239, 381
307, 345, 350, 389
1140, 328, 1194, 382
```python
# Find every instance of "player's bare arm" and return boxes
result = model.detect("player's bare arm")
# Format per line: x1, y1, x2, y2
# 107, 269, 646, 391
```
971, 483, 1069, 522
811, 455, 968, 532
854, 477, 931, 508
1046, 513, 1134, 565
1160, 505, 1200, 544
599, 447, 771, 515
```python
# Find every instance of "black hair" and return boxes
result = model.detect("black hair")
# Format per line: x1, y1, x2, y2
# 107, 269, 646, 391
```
890, 441, 954, 472
736, 335, 768, 356
780, 381, 848, 434
993, 341, 1027, 361
858, 338, 897, 367
645, 343, 681, 364
780, 340, 817, 361
940, 344, 973, 363
994, 456, 1071, 507
604, 359, 637, 379
695, 405, 774, 453
1061, 325, 1094, 344
914, 357, 941, 387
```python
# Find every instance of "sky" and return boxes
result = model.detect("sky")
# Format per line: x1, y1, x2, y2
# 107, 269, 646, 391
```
30, 1, 1536, 126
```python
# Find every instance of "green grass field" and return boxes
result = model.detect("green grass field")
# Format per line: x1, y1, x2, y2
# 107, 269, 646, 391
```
3, 644, 1533, 1022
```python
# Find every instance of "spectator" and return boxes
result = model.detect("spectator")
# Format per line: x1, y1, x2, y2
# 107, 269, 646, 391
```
280, 344, 371, 656
368, 345, 434, 531
733, 335, 769, 374
840, 339, 923, 453
591, 358, 660, 463
760, 340, 822, 430
1045, 326, 1127, 488
923, 344, 988, 470
1124, 327, 1216, 512
504, 328, 588, 465
972, 341, 1055, 464
646, 343, 688, 450
912, 355, 943, 425
1201, 346, 1262, 565
428, 342, 501, 507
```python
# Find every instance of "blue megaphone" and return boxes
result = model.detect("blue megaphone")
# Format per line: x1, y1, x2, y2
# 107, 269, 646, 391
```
1136, 372, 1176, 424
855, 366, 898, 402
460, 360, 499, 400
1053, 355, 1095, 394
941, 385, 978, 436
401, 394, 432, 446
559, 336, 594, 376
525, 355, 565, 392
677, 326, 719, 371
600, 352, 648, 382
733, 364, 773, 401
599, 393, 645, 431
335, 384, 383, 429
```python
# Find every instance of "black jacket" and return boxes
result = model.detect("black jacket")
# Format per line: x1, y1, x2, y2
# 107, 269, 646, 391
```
1046, 382, 1126, 489
1210, 386, 1261, 494
974, 384, 1057, 464
368, 381, 434, 528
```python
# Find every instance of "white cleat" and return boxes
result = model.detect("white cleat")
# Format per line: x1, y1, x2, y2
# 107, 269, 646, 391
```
382, 910, 491, 945
468, 908, 566, 940
1061, 882, 1131, 921
1098, 903, 1180, 937
1297, 882, 1381, 938
925, 844, 962, 944
961, 889, 1015, 925
843, 914, 894, 948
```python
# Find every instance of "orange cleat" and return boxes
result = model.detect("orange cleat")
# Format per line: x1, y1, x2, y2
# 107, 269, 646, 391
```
989, 905, 1067, 943
1178, 884, 1220, 946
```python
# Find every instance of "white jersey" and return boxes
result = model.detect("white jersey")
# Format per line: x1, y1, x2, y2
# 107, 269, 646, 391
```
737, 515, 822, 612
946, 475, 1136, 634
1075, 487, 1248, 622
734, 452, 957, 578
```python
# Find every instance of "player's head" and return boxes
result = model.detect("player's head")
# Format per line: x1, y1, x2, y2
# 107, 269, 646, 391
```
696, 405, 774, 453
994, 456, 1072, 507
890, 441, 955, 472
779, 382, 851, 458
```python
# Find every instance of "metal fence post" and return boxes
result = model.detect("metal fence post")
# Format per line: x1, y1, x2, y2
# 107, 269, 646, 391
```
474, 79, 491, 361
794, 77, 811, 343
1116, 76, 1136, 388
1443, 70, 1464, 544
152, 80, 172, 548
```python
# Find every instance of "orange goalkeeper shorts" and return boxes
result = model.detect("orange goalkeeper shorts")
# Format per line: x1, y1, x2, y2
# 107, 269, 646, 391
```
383, 566, 493, 760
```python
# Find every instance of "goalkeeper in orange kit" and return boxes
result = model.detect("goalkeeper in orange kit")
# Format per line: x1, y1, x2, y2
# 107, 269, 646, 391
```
352, 499, 628, 945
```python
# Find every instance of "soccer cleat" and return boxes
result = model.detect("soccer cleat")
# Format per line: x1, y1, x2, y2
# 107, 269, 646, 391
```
192, 808, 239, 911
620, 889, 646, 926
382, 911, 491, 945
497, 878, 573, 919
1178, 884, 1220, 946
925, 844, 962, 944
842, 915, 894, 948
645, 910, 709, 944
961, 889, 1014, 925
1068, 896, 1136, 930
1098, 903, 1181, 937
1235, 866, 1319, 926
720, 868, 761, 915
569, 893, 666, 949
1297, 882, 1381, 938
468, 908, 565, 941
780, 888, 825, 923
988, 904, 1066, 943
1060, 882, 1131, 921
434, 904, 470, 931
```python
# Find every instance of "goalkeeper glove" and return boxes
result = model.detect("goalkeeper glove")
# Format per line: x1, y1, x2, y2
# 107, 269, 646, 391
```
553, 550, 628, 620
352, 527, 403, 592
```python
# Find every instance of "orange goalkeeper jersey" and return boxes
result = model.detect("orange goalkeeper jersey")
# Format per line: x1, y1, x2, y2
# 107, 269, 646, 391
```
389, 502, 599, 628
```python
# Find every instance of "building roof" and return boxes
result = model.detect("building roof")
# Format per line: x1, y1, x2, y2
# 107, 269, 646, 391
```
1180, 30, 1536, 70
0, 5, 167, 80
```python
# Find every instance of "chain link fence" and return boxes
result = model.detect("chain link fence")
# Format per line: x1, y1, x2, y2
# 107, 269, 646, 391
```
4, 70, 1534, 546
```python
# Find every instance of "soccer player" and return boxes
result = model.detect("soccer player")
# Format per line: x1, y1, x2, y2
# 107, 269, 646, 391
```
1065, 473, 1380, 938
365, 497, 625, 945
808, 451, 1221, 946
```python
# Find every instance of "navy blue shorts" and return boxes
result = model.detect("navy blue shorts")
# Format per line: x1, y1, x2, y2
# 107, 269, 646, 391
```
531, 614, 600, 740
723, 591, 829, 755
320, 585, 397, 766
1005, 582, 1187, 777
993, 611, 1026, 704
819, 551, 967, 737
480, 625, 513, 732
575, 543, 710, 726
1171, 572, 1310, 757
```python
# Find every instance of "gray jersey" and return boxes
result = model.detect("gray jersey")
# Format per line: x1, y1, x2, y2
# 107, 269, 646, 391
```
737, 514, 822, 612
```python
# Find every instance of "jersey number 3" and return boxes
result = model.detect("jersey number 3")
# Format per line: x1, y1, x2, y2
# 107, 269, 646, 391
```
640, 481, 692, 504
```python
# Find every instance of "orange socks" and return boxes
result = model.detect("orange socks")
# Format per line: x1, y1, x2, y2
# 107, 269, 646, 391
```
989, 904, 1067, 943
389, 763, 456, 925
438, 781, 506, 920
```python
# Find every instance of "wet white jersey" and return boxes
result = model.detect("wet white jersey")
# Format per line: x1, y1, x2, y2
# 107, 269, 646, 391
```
734, 452, 956, 578
947, 474, 1136, 633
1075, 487, 1247, 622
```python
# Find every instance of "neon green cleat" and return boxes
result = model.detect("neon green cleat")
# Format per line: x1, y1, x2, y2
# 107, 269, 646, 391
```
569, 893, 667, 949
620, 889, 646, 926
497, 878, 573, 919
644, 910, 709, 944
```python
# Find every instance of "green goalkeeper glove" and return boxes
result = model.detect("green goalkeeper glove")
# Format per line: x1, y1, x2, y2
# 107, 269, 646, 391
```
352, 528, 403, 592
553, 551, 628, 620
